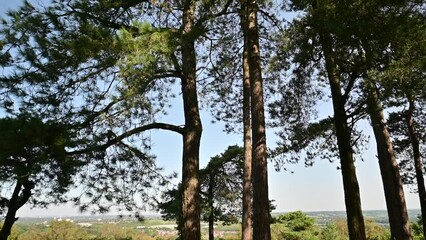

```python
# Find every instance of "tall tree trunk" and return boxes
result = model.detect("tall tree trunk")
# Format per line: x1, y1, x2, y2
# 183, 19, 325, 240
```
240, 4, 253, 240
245, 0, 271, 239
0, 180, 33, 240
318, 31, 367, 240
181, 0, 202, 239
405, 97, 426, 238
208, 175, 215, 240
365, 77, 411, 240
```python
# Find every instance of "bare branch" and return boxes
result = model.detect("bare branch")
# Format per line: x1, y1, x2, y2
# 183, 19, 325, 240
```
342, 72, 359, 102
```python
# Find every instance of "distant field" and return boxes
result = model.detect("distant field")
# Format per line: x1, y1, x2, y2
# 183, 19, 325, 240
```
7, 209, 420, 240
17, 209, 421, 226
301, 209, 421, 226
272, 209, 420, 226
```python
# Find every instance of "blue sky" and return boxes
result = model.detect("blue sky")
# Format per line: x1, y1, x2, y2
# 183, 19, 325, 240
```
0, 0, 421, 218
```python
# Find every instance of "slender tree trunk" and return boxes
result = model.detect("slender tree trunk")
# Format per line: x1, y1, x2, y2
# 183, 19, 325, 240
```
181, 0, 202, 238
365, 78, 411, 240
0, 180, 33, 240
245, 0, 271, 239
208, 175, 215, 240
405, 97, 426, 238
240, 4, 253, 240
318, 32, 367, 240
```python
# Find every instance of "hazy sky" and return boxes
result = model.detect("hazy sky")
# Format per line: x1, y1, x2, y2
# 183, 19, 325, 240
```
1, 0, 421, 218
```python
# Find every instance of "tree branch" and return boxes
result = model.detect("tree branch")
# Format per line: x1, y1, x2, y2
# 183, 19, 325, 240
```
75, 99, 121, 129
342, 72, 359, 102
194, 0, 234, 33
258, 9, 283, 31
65, 2, 140, 34
67, 122, 184, 155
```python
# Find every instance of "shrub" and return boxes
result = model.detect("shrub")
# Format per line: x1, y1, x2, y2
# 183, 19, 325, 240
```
365, 219, 390, 240
274, 211, 315, 231
320, 224, 346, 240
321, 218, 390, 240
271, 211, 319, 240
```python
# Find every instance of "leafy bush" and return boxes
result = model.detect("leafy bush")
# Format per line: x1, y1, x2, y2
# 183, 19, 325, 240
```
0, 222, 24, 240
17, 221, 90, 240
271, 213, 392, 240
13, 220, 158, 240
365, 219, 390, 240
271, 211, 319, 240
411, 215, 425, 240
320, 224, 346, 240
274, 211, 315, 231
321, 218, 390, 240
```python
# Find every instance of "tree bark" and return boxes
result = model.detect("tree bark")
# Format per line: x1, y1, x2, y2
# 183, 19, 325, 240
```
318, 31, 367, 240
240, 4, 253, 240
365, 78, 411, 240
208, 175, 215, 240
245, 0, 271, 239
405, 97, 426, 238
181, 0, 203, 239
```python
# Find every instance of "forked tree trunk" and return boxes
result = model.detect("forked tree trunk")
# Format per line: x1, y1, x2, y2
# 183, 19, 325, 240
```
365, 78, 411, 240
245, 0, 271, 239
0, 183, 22, 240
240, 4, 253, 240
405, 97, 426, 238
318, 31, 367, 240
181, 0, 203, 238
0, 180, 33, 240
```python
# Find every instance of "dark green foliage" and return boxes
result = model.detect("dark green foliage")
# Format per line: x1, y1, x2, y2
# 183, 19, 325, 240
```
271, 211, 319, 240
273, 211, 315, 232
320, 224, 346, 240
5, 220, 157, 240
198, 1, 280, 134
200, 145, 244, 225
0, 0, 179, 216
0, 114, 78, 209
271, 214, 392, 240
388, 108, 426, 185
411, 215, 425, 240
267, 4, 369, 170
0, 0, 244, 239
269, 117, 339, 168
0, 111, 173, 239
323, 219, 391, 240
158, 145, 244, 236
1, 215, 405, 239
380, 10, 426, 187
271, 0, 424, 238
157, 184, 183, 237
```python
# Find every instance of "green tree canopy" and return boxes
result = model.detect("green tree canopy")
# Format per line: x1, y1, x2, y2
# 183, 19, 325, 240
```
158, 145, 244, 239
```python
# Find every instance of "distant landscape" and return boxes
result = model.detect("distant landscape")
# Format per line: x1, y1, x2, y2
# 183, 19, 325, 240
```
4, 209, 419, 240
303, 209, 421, 226
17, 209, 422, 226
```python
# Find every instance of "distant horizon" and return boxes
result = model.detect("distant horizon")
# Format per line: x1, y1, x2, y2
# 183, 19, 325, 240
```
16, 208, 422, 219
